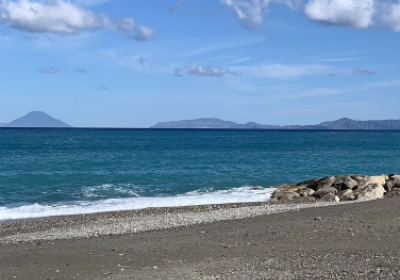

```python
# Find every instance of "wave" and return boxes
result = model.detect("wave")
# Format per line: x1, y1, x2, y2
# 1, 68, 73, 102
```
0, 186, 275, 221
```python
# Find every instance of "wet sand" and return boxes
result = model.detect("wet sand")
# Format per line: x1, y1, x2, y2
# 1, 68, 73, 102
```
1, 197, 400, 279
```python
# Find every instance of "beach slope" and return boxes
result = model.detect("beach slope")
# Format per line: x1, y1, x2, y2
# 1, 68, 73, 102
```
1, 197, 400, 279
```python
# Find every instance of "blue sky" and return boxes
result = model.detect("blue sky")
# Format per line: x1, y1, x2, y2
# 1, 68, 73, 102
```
0, 0, 399, 127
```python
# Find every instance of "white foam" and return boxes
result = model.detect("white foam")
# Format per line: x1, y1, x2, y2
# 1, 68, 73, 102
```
0, 187, 275, 221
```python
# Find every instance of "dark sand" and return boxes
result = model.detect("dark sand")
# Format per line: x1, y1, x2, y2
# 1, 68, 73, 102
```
1, 197, 400, 279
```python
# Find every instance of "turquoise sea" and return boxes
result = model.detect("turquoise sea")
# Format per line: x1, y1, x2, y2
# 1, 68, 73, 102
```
1, 128, 400, 221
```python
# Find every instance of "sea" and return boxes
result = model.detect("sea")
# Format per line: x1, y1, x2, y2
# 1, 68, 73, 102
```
1, 128, 400, 221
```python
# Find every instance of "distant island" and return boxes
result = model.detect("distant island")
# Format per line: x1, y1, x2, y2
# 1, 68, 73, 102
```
2, 112, 400, 130
1, 111, 70, 128
151, 117, 400, 130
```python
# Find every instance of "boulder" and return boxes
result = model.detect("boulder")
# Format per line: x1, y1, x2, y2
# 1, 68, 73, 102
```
301, 196, 317, 203
316, 176, 336, 190
270, 191, 301, 203
296, 178, 320, 190
298, 188, 315, 197
339, 189, 355, 201
385, 177, 400, 192
350, 175, 369, 189
314, 187, 338, 199
333, 175, 358, 191
317, 192, 339, 202
357, 183, 386, 201
386, 188, 400, 198
363, 175, 386, 188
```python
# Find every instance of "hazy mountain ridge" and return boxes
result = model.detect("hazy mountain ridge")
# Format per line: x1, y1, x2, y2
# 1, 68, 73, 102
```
152, 117, 400, 130
3, 111, 70, 128
151, 118, 237, 129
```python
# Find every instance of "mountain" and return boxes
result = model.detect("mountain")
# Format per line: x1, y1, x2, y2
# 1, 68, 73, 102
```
151, 118, 400, 130
317, 118, 400, 130
5, 111, 70, 128
151, 118, 237, 129
0, 122, 5, 127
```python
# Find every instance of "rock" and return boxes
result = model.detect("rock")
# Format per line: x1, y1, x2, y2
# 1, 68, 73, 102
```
296, 178, 320, 190
350, 175, 369, 189
333, 175, 358, 191
314, 187, 338, 198
298, 188, 315, 197
300, 196, 317, 203
385, 177, 400, 192
316, 176, 336, 190
386, 188, 400, 198
363, 175, 386, 188
317, 192, 339, 202
275, 184, 295, 191
270, 191, 301, 203
357, 183, 386, 201
339, 189, 355, 201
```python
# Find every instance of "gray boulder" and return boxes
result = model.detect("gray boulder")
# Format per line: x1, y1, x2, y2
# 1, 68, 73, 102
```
338, 189, 355, 201
350, 175, 369, 189
317, 192, 340, 202
333, 175, 358, 191
386, 188, 400, 198
316, 176, 336, 190
385, 177, 400, 192
270, 191, 301, 203
357, 183, 386, 201
298, 188, 315, 197
314, 187, 338, 199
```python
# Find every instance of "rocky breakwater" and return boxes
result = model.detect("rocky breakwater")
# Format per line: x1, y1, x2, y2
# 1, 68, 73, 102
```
269, 174, 400, 204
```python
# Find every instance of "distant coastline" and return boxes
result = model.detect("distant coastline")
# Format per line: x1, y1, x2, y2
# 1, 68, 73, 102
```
151, 117, 400, 130
2, 111, 400, 130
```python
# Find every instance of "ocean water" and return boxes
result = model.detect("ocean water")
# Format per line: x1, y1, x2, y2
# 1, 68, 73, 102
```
1, 128, 400, 221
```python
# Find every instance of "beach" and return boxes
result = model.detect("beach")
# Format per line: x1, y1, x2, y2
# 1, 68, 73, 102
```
1, 197, 400, 279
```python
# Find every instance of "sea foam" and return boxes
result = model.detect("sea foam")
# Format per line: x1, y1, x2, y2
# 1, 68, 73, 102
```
0, 187, 275, 221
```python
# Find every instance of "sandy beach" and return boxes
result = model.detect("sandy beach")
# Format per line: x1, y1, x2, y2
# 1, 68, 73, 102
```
1, 197, 400, 279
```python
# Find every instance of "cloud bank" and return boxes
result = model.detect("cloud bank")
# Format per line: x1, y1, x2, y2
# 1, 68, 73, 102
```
180, 64, 242, 78
304, 0, 375, 29
221, 0, 400, 32
221, 0, 273, 29
0, 0, 154, 39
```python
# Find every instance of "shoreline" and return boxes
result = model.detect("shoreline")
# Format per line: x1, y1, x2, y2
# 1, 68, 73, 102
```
1, 196, 399, 279
0, 200, 353, 244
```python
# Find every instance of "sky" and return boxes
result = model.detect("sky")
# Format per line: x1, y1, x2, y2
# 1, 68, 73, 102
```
0, 0, 399, 127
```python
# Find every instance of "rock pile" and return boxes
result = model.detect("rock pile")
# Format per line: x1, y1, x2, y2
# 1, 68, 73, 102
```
269, 174, 400, 204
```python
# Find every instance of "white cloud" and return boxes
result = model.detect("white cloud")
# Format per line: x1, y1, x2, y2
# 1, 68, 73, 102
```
133, 25, 153, 41
242, 63, 329, 79
304, 0, 375, 29
182, 63, 242, 77
380, 1, 400, 32
221, 0, 400, 32
0, 0, 100, 33
186, 63, 226, 77
0, 0, 153, 39
221, 0, 273, 29
117, 18, 134, 32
